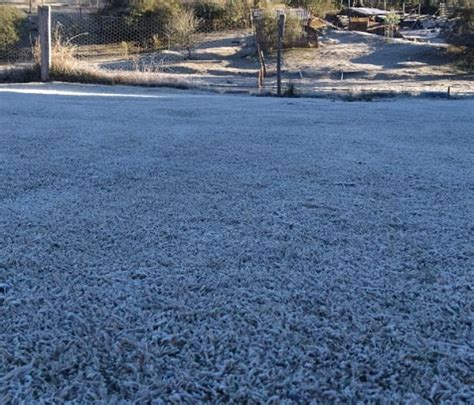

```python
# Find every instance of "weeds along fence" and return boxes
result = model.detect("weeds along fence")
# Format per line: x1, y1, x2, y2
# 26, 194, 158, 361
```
49, 10, 264, 90
0, 5, 324, 95
3, 7, 468, 97
30, 10, 261, 89
0, 7, 260, 89
0, 5, 309, 93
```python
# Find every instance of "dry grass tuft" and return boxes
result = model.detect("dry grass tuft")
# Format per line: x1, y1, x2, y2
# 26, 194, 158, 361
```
32, 35, 195, 89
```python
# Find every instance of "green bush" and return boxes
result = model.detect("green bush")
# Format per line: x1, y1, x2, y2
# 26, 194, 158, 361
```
221, 0, 252, 28
103, 0, 182, 16
194, 0, 252, 30
132, 0, 182, 19
0, 6, 26, 53
100, 0, 183, 45
166, 8, 200, 58
448, 4, 474, 68
194, 0, 226, 21
258, 10, 304, 51
285, 0, 335, 17
450, 6, 474, 47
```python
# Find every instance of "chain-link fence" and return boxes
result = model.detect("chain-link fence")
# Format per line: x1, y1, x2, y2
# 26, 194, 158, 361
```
0, 4, 308, 92
0, 5, 260, 89
1, 3, 473, 96
48, 11, 263, 91
0, 7, 37, 77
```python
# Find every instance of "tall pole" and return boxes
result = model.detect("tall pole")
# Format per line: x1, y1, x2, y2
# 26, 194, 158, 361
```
38, 6, 51, 82
277, 13, 285, 97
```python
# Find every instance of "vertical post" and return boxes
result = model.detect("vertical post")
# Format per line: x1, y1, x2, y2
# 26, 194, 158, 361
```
38, 6, 51, 82
277, 13, 285, 97
257, 44, 266, 90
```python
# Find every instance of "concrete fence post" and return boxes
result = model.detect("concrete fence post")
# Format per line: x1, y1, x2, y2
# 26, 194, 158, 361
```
38, 5, 51, 82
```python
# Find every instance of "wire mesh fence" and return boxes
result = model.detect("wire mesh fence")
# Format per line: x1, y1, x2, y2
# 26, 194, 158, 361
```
0, 4, 312, 92
47, 11, 263, 91
0, 10, 36, 68
1, 4, 472, 97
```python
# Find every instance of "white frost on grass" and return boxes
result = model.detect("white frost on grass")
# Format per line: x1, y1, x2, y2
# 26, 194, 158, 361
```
0, 84, 473, 402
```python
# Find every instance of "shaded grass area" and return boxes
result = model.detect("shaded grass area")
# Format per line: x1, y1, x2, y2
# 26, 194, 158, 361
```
0, 63, 194, 90
0, 65, 40, 83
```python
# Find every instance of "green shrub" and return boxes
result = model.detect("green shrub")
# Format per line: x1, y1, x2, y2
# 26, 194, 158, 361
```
194, 0, 252, 30
166, 8, 200, 58
283, 13, 305, 45
258, 10, 304, 51
112, 0, 182, 46
448, 5, 474, 69
102, 0, 183, 42
450, 5, 474, 47
194, 0, 226, 21
133, 0, 182, 19
221, 0, 252, 29
285, 0, 335, 17
0, 6, 26, 53
103, 0, 182, 16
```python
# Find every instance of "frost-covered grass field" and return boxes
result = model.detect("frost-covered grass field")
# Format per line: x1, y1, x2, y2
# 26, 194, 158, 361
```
0, 84, 473, 402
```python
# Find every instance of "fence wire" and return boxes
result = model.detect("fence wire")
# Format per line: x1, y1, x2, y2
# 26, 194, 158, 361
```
0, 13, 36, 67
48, 12, 263, 90
1, 5, 472, 97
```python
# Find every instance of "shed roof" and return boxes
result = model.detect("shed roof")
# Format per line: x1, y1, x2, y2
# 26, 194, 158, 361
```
348, 7, 389, 16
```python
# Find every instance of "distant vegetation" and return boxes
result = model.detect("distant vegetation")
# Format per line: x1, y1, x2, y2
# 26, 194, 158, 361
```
103, 0, 254, 29
257, 10, 304, 50
445, 0, 474, 68
193, 0, 253, 29
0, 6, 26, 53
285, 0, 336, 17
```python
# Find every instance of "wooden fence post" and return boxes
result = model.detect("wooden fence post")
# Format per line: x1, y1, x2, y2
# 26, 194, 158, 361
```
277, 13, 286, 97
38, 5, 51, 82
257, 44, 266, 89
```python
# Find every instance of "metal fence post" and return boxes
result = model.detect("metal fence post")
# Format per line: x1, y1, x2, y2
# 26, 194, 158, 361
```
38, 5, 51, 82
277, 13, 286, 97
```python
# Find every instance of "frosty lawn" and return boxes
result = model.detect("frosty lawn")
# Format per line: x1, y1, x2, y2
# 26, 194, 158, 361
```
0, 84, 472, 402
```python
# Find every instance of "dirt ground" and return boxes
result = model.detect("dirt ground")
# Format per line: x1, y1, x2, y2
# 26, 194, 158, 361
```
3, 27, 471, 96
98, 29, 473, 96
283, 30, 474, 96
